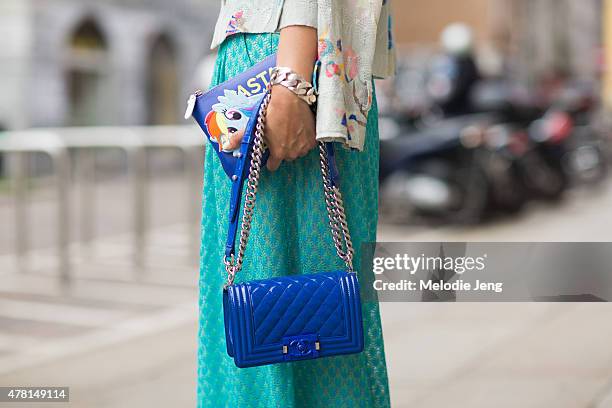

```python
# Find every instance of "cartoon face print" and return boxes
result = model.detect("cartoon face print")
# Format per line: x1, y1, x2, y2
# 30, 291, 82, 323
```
222, 108, 248, 150
205, 90, 262, 156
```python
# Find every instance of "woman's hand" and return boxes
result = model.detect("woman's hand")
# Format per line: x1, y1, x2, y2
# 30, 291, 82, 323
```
265, 25, 318, 172
265, 85, 316, 171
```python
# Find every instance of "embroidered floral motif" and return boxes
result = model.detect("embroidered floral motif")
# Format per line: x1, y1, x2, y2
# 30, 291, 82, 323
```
226, 10, 245, 35
319, 32, 345, 79
318, 34, 335, 58
324, 62, 340, 78
318, 25, 374, 142
343, 46, 359, 81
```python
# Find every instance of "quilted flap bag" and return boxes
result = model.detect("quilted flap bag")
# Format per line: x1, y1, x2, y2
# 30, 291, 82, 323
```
187, 55, 364, 369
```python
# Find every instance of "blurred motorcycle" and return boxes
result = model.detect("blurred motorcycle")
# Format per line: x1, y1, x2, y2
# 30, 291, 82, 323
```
468, 79, 607, 197
379, 115, 491, 224
378, 25, 608, 223
549, 84, 608, 186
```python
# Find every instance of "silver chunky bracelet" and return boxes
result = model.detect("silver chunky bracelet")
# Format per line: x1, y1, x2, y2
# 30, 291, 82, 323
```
270, 66, 317, 106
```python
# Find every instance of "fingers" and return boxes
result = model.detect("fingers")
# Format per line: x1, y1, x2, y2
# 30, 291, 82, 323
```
266, 155, 282, 172
285, 149, 301, 161
266, 138, 315, 171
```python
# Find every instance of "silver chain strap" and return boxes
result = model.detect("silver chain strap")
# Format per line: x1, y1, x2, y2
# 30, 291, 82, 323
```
318, 143, 354, 271
224, 82, 354, 287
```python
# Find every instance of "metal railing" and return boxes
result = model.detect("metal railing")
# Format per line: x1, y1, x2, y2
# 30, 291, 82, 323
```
0, 126, 204, 284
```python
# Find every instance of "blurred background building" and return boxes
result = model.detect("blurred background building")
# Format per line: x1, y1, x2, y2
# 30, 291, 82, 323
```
0, 0, 608, 132
0, 0, 216, 130
392, 0, 604, 82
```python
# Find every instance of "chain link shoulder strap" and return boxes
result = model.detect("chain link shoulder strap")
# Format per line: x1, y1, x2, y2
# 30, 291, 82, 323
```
223, 79, 354, 287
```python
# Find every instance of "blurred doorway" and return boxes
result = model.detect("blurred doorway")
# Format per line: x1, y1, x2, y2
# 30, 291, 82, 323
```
147, 33, 179, 125
65, 18, 110, 126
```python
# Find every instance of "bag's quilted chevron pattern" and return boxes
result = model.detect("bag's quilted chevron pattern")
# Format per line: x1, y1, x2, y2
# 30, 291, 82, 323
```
224, 271, 363, 368
250, 273, 346, 344
198, 33, 391, 408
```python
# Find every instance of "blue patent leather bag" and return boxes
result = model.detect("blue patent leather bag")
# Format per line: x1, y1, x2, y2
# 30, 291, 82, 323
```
223, 270, 364, 368
193, 61, 364, 369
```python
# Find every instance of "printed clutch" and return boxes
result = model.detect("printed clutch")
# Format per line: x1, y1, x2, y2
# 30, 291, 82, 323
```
185, 54, 276, 178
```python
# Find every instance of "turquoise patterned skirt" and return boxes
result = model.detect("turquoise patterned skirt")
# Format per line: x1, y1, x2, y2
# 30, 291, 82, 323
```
198, 33, 391, 408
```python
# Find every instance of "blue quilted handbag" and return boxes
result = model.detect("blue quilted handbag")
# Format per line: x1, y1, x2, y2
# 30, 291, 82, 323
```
191, 58, 364, 368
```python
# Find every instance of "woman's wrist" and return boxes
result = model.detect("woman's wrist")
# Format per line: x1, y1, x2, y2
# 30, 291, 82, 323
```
271, 66, 317, 106
277, 25, 317, 81
264, 26, 318, 171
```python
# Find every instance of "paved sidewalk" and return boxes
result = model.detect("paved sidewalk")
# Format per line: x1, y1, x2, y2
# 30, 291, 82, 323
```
1, 181, 612, 407
382, 302, 612, 408
0, 224, 199, 408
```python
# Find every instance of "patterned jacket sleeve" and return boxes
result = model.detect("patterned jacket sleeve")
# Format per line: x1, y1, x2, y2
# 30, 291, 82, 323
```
282, 0, 393, 151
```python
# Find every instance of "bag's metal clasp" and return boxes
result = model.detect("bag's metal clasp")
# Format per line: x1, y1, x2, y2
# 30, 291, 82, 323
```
282, 334, 320, 361
282, 341, 320, 354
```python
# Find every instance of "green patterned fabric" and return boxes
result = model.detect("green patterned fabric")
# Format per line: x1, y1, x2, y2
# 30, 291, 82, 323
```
198, 33, 391, 408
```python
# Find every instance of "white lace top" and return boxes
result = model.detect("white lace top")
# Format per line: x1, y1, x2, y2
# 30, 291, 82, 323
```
211, 0, 396, 151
